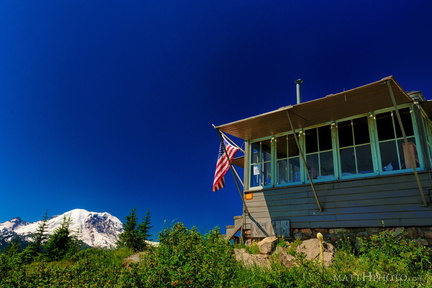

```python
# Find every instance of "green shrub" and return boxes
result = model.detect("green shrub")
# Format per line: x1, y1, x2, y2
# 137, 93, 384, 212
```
1, 226, 432, 287
139, 222, 239, 287
358, 230, 432, 276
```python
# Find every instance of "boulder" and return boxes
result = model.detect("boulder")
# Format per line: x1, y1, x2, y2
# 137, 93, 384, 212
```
257, 236, 278, 255
296, 238, 335, 266
234, 248, 271, 269
275, 246, 297, 268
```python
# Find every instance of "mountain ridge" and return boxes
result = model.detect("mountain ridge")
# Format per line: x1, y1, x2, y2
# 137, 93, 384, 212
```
0, 209, 123, 249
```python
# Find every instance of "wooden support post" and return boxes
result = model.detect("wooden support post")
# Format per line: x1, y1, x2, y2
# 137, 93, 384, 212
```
386, 80, 428, 207
286, 110, 323, 212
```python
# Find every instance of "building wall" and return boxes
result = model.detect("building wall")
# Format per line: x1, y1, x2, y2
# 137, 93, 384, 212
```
244, 171, 432, 237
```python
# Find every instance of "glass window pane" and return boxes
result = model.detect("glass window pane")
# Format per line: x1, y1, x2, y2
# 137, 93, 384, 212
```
276, 136, 287, 159
288, 157, 301, 182
306, 129, 318, 153
277, 159, 287, 184
353, 117, 370, 144
306, 154, 319, 179
340, 147, 356, 175
377, 112, 395, 141
356, 145, 373, 173
263, 162, 272, 185
261, 139, 272, 161
251, 146, 259, 164
395, 108, 414, 137
250, 139, 272, 187
338, 120, 353, 147
399, 138, 419, 169
288, 134, 299, 157
250, 165, 261, 187
318, 126, 332, 151
320, 151, 334, 177
380, 141, 401, 171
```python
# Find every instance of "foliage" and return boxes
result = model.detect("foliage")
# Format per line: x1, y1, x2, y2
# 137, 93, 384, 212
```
358, 229, 432, 276
43, 216, 81, 261
117, 208, 152, 252
141, 222, 239, 287
20, 211, 49, 263
1, 227, 432, 287
234, 242, 260, 254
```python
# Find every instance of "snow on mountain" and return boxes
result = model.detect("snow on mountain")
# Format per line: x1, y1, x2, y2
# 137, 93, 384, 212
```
0, 209, 123, 248
0, 217, 29, 233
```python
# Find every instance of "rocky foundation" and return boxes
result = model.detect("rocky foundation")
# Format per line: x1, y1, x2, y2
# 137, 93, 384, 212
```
243, 226, 432, 246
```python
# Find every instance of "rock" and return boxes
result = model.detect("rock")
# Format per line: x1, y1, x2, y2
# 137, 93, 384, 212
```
415, 238, 428, 246
296, 238, 335, 266
123, 252, 146, 268
314, 228, 329, 234
330, 228, 351, 234
405, 227, 419, 238
234, 248, 271, 269
423, 231, 432, 239
366, 228, 382, 234
275, 247, 297, 268
258, 237, 278, 255
294, 232, 312, 240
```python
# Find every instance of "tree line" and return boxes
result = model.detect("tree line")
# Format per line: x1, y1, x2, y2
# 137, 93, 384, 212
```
0, 208, 152, 263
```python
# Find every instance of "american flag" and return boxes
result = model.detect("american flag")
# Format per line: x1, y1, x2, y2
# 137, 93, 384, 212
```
212, 135, 239, 192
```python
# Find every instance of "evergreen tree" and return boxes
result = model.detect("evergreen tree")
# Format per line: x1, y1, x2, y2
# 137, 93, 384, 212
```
139, 209, 152, 242
44, 216, 81, 261
20, 211, 49, 263
3, 237, 22, 258
117, 208, 152, 252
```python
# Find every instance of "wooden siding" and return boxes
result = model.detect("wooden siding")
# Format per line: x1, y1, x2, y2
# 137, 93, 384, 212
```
244, 172, 432, 233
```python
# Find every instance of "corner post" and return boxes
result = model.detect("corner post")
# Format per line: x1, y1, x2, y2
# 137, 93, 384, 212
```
385, 80, 428, 207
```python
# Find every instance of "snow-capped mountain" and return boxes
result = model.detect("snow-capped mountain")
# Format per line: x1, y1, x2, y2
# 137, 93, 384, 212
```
0, 209, 123, 248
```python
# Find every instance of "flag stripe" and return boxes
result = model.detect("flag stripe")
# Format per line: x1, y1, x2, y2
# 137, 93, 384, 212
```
212, 136, 239, 192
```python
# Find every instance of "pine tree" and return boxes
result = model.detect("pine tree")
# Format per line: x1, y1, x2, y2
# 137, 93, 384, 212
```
44, 216, 80, 261
20, 211, 49, 263
3, 237, 22, 257
139, 209, 152, 242
117, 208, 152, 252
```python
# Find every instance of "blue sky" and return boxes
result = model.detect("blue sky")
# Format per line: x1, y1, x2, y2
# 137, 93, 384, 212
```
0, 1, 431, 239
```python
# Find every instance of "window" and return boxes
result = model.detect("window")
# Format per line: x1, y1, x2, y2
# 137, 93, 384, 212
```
246, 104, 423, 190
376, 108, 419, 171
338, 117, 374, 176
276, 134, 301, 184
304, 125, 334, 180
423, 113, 432, 167
250, 139, 272, 187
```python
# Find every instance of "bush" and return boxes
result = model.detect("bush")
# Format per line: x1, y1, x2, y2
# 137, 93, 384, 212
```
1, 226, 432, 287
358, 230, 432, 276
139, 222, 239, 287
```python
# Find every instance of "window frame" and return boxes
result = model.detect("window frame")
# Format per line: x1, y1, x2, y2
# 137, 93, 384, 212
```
245, 103, 424, 191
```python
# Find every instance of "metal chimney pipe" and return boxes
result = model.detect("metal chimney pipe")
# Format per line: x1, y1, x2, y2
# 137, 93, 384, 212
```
294, 79, 303, 104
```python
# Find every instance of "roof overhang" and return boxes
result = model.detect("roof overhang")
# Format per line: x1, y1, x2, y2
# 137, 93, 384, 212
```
420, 101, 432, 120
216, 76, 414, 140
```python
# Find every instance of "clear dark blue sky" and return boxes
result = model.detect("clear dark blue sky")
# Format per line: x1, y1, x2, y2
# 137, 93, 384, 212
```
1, 1, 431, 238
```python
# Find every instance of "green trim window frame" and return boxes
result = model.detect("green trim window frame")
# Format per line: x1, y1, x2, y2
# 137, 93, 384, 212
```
275, 133, 301, 185
337, 116, 374, 178
375, 107, 420, 172
421, 111, 432, 168
246, 104, 424, 190
249, 138, 272, 188
304, 125, 336, 181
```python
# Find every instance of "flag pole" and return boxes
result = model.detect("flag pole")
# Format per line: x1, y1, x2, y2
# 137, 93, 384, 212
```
213, 125, 249, 216
219, 131, 245, 153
